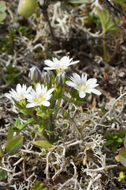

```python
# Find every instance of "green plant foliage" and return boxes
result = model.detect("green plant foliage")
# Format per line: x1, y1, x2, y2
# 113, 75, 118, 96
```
9, 26, 29, 38
84, 12, 100, 26
104, 130, 126, 151
12, 118, 35, 131
32, 140, 53, 149
119, 148, 126, 167
5, 54, 101, 151
5, 128, 23, 156
32, 181, 47, 190
5, 63, 20, 86
0, 26, 29, 53
14, 118, 26, 131
118, 135, 126, 167
0, 169, 7, 181
0, 1, 6, 24
96, 8, 120, 34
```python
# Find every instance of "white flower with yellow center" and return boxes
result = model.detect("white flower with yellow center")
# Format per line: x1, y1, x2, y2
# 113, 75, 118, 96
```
44, 56, 79, 73
5, 84, 32, 102
66, 73, 101, 98
26, 83, 54, 108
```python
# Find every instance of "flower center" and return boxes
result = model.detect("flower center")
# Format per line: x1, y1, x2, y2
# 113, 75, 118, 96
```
60, 64, 65, 69
34, 94, 45, 104
56, 64, 65, 73
57, 68, 65, 73
77, 83, 88, 91
19, 93, 25, 100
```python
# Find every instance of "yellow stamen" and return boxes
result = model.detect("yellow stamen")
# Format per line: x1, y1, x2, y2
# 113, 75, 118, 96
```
33, 94, 45, 104
77, 83, 88, 91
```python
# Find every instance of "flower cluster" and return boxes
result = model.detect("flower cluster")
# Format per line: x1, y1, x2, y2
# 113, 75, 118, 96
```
5, 83, 54, 108
5, 56, 101, 107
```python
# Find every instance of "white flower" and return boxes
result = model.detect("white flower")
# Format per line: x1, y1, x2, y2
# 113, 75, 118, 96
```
44, 56, 79, 72
26, 83, 54, 108
5, 84, 32, 102
66, 73, 101, 98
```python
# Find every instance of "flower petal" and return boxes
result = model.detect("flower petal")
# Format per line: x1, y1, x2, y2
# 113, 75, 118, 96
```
26, 103, 36, 108
91, 89, 101, 95
42, 101, 50, 107
44, 60, 54, 67
44, 67, 55, 70
36, 83, 42, 94
66, 81, 76, 88
79, 91, 86, 98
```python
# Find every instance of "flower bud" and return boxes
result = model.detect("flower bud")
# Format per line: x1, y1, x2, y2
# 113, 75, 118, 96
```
56, 72, 65, 86
41, 71, 50, 85
18, 0, 36, 18
29, 66, 41, 82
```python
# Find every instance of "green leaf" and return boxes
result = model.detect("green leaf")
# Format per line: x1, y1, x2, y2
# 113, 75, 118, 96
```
117, 137, 123, 143
69, 0, 88, 4
37, 110, 47, 118
6, 136, 23, 156
0, 1, 6, 23
7, 127, 14, 142
32, 140, 53, 150
0, 170, 7, 181
0, 1, 6, 12
119, 148, 126, 167
96, 8, 120, 34
14, 118, 26, 130
105, 139, 114, 146
15, 118, 23, 130
13, 118, 35, 131
5, 63, 20, 86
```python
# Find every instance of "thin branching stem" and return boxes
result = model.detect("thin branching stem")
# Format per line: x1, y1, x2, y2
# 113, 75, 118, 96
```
39, 0, 56, 41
